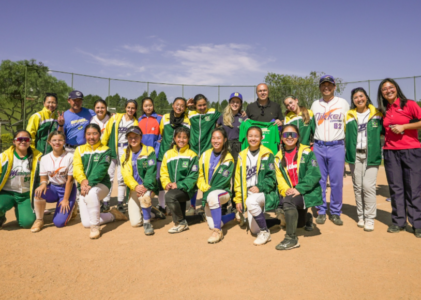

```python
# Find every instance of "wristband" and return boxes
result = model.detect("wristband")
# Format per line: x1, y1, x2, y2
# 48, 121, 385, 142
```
40, 181, 48, 185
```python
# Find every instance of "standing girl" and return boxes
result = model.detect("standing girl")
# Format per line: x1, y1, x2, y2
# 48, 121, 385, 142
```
121, 126, 159, 235
197, 128, 236, 244
74, 124, 127, 239
283, 96, 314, 146
31, 131, 77, 232
378, 78, 421, 237
161, 127, 204, 234
345, 88, 383, 231
0, 130, 41, 229
27, 93, 64, 154
274, 125, 323, 250
102, 100, 139, 212
233, 126, 279, 246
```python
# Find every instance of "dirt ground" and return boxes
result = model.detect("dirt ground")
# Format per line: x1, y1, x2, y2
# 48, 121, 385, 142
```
1, 166, 420, 300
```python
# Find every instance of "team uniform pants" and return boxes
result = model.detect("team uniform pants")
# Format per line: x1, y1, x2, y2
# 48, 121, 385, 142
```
245, 192, 266, 234
228, 140, 241, 204
164, 189, 203, 225
313, 142, 345, 216
35, 183, 77, 228
105, 147, 126, 203
280, 194, 308, 228
0, 190, 35, 228
384, 149, 421, 229
204, 190, 231, 229
127, 190, 156, 227
79, 183, 114, 227
349, 152, 378, 222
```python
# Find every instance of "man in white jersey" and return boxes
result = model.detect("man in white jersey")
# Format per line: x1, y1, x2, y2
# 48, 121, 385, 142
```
310, 75, 349, 225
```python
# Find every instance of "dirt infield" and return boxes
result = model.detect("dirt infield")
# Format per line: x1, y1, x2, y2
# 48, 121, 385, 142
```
1, 166, 420, 300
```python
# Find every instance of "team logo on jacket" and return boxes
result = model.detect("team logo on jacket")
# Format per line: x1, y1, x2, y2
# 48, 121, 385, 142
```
205, 116, 210, 121
311, 159, 318, 167
182, 161, 189, 168
148, 159, 154, 166
192, 165, 198, 172
93, 154, 100, 162
143, 161, 148, 168
300, 157, 305, 164
105, 155, 110, 163
222, 170, 230, 177
269, 163, 274, 170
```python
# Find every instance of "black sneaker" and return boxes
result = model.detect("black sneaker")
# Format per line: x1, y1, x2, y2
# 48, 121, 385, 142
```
101, 202, 111, 213
387, 224, 405, 233
415, 229, 421, 238
151, 206, 166, 219
405, 226, 415, 234
275, 237, 300, 250
198, 212, 206, 223
0, 215, 6, 228
117, 202, 126, 213
329, 215, 343, 226
316, 214, 326, 224
158, 206, 167, 215
305, 213, 313, 231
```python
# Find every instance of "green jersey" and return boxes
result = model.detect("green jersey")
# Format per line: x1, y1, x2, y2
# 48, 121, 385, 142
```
239, 120, 280, 154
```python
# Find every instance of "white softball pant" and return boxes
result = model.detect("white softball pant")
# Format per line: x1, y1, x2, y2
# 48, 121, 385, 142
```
104, 147, 126, 203
79, 183, 115, 227
204, 190, 231, 229
245, 192, 266, 235
127, 190, 156, 227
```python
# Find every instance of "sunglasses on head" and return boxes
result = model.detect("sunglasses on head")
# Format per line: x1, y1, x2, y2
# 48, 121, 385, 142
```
14, 137, 31, 143
282, 132, 298, 139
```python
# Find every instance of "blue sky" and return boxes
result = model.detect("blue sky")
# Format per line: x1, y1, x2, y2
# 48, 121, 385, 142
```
1, 0, 421, 102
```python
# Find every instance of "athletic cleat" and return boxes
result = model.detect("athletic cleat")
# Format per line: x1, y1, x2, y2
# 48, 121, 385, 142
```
405, 226, 414, 234
329, 215, 343, 226
304, 213, 313, 231
143, 223, 155, 235
101, 202, 111, 213
275, 237, 300, 250
253, 230, 271, 246
70, 202, 79, 221
198, 212, 206, 223
364, 220, 374, 232
186, 206, 196, 216
387, 224, 405, 233
158, 206, 167, 216
89, 225, 101, 239
415, 229, 421, 238
236, 211, 245, 227
357, 219, 365, 228
0, 215, 6, 228
316, 214, 326, 224
117, 202, 126, 213
208, 228, 224, 244
31, 220, 44, 233
275, 208, 286, 227
151, 206, 166, 219
168, 220, 189, 234
110, 207, 128, 221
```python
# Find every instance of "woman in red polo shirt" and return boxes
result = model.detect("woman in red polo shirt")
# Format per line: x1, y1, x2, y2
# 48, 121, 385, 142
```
378, 78, 421, 238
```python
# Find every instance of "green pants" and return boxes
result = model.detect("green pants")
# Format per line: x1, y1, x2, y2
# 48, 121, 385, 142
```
0, 190, 35, 228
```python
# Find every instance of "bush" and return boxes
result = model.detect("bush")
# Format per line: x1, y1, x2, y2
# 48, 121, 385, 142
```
0, 133, 13, 151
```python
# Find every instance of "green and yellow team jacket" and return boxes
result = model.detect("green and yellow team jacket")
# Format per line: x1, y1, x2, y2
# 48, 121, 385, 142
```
160, 145, 198, 198
158, 113, 191, 161
275, 145, 323, 209
197, 148, 234, 207
120, 145, 158, 194
101, 113, 139, 159
73, 141, 111, 189
0, 146, 42, 201
233, 145, 279, 211
26, 107, 58, 154
188, 108, 220, 157
345, 104, 383, 166
284, 110, 314, 146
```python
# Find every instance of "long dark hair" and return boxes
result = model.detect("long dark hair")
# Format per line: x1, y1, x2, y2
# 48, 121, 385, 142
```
141, 97, 155, 115
94, 99, 111, 117
13, 130, 34, 171
211, 127, 230, 162
279, 124, 301, 168
123, 126, 143, 167
350, 88, 373, 110
283, 96, 310, 125
126, 99, 138, 119
377, 78, 408, 113
170, 127, 190, 149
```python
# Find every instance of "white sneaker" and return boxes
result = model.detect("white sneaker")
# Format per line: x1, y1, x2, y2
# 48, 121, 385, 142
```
357, 219, 365, 228
168, 221, 189, 234
364, 220, 374, 232
253, 230, 271, 246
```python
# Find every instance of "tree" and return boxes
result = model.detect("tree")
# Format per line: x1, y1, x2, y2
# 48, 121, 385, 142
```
154, 91, 171, 115
84, 94, 103, 110
264, 71, 346, 108
220, 99, 228, 112
105, 93, 128, 113
0, 59, 72, 135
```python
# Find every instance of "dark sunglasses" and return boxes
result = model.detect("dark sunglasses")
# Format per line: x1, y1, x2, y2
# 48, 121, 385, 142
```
14, 137, 31, 143
282, 132, 298, 139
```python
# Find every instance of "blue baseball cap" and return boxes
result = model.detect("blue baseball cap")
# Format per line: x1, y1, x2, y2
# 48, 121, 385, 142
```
229, 92, 243, 102
68, 90, 84, 100
319, 75, 335, 86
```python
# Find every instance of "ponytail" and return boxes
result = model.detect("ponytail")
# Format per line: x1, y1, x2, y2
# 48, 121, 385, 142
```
300, 106, 310, 125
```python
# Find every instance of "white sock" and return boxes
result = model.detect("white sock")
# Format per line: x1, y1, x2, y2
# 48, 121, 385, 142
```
118, 186, 126, 202
100, 213, 114, 224
158, 191, 166, 208
34, 199, 46, 220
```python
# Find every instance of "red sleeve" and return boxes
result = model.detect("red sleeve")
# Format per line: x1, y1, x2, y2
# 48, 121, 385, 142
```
409, 100, 421, 119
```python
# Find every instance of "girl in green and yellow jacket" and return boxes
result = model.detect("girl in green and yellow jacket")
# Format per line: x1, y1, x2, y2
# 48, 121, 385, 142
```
120, 126, 159, 236
345, 88, 383, 232
197, 128, 236, 244
233, 126, 280, 246
26, 93, 65, 154
283, 96, 314, 146
74, 124, 127, 239
0, 130, 42, 229
101, 100, 139, 212
160, 127, 204, 234
274, 124, 323, 250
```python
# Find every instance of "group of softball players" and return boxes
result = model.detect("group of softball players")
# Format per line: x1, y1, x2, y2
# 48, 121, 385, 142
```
1, 75, 421, 250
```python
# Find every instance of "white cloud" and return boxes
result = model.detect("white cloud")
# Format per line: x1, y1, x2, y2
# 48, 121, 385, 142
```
77, 49, 145, 72
123, 43, 164, 54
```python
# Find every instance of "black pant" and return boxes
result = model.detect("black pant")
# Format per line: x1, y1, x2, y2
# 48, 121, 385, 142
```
225, 140, 242, 209
165, 189, 203, 225
280, 194, 307, 228
384, 149, 421, 228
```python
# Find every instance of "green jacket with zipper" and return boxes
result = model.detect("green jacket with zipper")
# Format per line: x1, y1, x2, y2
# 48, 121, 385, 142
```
284, 110, 314, 146
26, 107, 58, 154
158, 113, 191, 161
188, 108, 220, 157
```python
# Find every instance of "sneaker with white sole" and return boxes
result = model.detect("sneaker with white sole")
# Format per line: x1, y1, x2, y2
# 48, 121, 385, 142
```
168, 220, 189, 234
31, 219, 44, 233
186, 206, 196, 216
208, 228, 224, 244
143, 222, 155, 235
89, 225, 101, 239
357, 219, 365, 228
364, 220, 374, 232
236, 211, 245, 227
253, 230, 271, 246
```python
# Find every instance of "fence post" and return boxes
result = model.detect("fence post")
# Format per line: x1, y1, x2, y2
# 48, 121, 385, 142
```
368, 80, 371, 99
218, 85, 220, 103
414, 76, 417, 101
71, 73, 74, 89
147, 82, 149, 95
23, 66, 27, 129
108, 78, 111, 97
182, 85, 184, 98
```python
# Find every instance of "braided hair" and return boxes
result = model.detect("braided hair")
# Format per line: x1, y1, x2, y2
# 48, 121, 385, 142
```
279, 124, 301, 168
